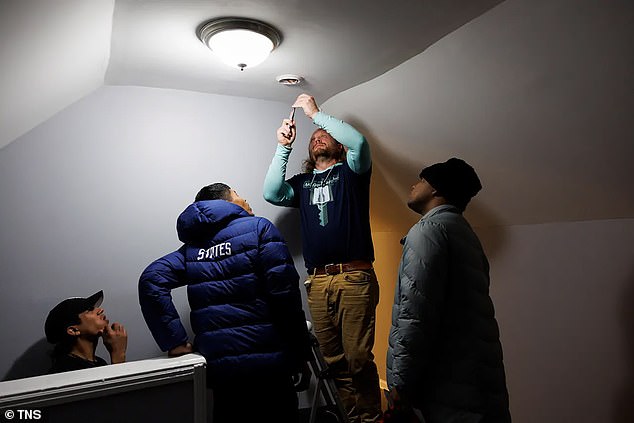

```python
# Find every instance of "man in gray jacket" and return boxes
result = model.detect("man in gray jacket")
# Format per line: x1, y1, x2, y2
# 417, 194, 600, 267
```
386, 158, 511, 423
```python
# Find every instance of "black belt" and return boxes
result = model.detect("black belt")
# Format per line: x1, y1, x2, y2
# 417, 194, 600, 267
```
310, 260, 373, 276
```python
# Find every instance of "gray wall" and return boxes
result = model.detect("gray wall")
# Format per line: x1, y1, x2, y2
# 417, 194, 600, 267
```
478, 219, 634, 423
0, 85, 312, 380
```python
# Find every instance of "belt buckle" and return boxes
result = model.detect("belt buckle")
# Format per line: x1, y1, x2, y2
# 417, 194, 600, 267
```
324, 263, 340, 275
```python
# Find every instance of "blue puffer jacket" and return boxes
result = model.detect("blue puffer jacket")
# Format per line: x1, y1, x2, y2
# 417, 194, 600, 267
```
139, 200, 310, 386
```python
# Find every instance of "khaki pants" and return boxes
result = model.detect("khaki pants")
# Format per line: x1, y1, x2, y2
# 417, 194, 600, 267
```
307, 269, 382, 423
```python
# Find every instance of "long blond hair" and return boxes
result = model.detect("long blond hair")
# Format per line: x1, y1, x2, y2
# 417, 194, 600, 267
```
302, 131, 346, 173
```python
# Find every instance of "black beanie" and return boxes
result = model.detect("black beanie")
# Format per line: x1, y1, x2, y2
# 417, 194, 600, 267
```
419, 158, 482, 211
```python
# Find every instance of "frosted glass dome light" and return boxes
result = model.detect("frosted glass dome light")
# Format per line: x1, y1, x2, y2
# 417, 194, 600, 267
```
198, 18, 282, 71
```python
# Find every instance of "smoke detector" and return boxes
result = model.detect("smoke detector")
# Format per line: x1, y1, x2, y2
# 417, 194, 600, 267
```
276, 74, 304, 86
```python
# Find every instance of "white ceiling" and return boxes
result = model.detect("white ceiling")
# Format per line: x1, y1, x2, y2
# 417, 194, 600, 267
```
0, 0, 503, 150
105, 0, 503, 102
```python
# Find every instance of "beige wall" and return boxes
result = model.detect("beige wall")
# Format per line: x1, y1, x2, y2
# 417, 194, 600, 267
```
369, 163, 420, 385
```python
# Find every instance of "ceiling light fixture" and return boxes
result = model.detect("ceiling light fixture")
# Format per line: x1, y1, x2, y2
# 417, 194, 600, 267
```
198, 17, 282, 71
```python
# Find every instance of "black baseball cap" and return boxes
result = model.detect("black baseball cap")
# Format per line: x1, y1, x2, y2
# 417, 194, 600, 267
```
44, 290, 104, 343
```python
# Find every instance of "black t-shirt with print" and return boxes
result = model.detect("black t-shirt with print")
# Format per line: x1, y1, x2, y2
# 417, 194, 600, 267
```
288, 162, 374, 270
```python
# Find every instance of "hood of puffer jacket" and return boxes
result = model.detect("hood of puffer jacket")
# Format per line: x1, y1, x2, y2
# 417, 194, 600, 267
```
176, 200, 251, 244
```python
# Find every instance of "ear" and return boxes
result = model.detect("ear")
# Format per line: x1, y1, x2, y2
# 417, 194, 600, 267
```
66, 326, 79, 337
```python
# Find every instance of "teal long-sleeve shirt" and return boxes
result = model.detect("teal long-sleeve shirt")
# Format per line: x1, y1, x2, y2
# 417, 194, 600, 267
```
263, 111, 371, 206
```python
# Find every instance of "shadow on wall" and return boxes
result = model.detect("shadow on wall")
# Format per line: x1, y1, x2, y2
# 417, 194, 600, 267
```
348, 118, 508, 258
272, 207, 302, 259
2, 338, 51, 381
613, 267, 634, 423
347, 118, 420, 235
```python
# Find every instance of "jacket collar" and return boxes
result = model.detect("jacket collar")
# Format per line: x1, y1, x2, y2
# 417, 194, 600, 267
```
400, 204, 461, 245
421, 204, 461, 219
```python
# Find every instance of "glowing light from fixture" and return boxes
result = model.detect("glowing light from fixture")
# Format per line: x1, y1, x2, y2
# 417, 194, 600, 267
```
198, 18, 282, 71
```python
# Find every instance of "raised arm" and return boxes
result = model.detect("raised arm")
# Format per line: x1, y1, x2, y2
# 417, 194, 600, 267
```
138, 248, 190, 353
263, 114, 296, 206
263, 145, 295, 206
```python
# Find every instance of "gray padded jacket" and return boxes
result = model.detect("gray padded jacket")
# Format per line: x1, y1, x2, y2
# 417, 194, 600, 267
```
387, 205, 510, 422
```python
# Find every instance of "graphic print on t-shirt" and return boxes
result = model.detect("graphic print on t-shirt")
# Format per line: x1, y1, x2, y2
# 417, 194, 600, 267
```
304, 171, 339, 226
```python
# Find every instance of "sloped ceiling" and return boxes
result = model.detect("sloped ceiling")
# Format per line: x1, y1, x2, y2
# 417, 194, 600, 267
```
324, 0, 634, 227
0, 0, 114, 150
0, 0, 503, 150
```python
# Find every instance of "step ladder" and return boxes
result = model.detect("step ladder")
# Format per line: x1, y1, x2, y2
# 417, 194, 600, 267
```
306, 321, 349, 423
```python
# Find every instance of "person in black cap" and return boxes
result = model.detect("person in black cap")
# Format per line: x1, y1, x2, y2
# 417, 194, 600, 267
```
386, 158, 511, 422
45, 290, 127, 373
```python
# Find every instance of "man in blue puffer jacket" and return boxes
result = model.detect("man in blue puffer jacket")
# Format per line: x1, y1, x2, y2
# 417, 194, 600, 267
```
139, 183, 311, 423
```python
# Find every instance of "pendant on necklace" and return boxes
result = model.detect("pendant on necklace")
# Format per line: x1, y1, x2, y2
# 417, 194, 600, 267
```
318, 203, 329, 227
